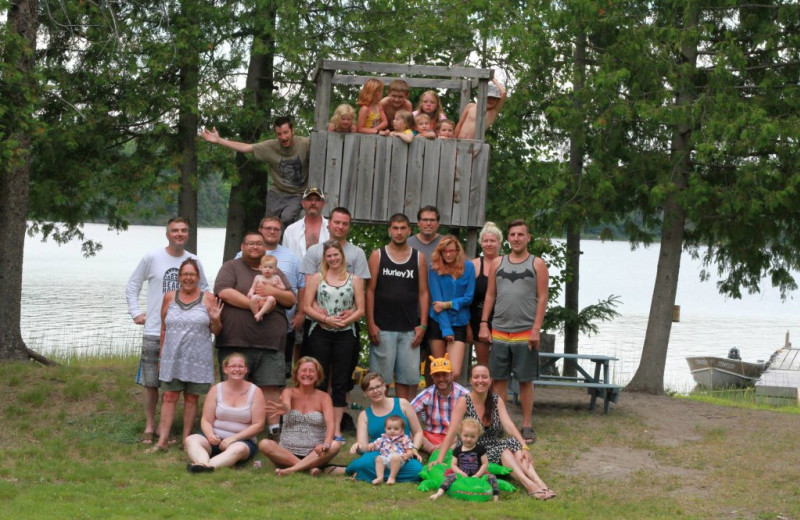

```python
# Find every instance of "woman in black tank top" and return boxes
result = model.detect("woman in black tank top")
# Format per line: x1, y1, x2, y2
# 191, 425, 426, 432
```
469, 223, 503, 365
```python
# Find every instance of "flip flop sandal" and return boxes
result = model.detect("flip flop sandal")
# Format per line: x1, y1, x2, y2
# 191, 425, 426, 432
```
529, 489, 551, 500
521, 426, 536, 444
139, 432, 155, 445
186, 463, 214, 474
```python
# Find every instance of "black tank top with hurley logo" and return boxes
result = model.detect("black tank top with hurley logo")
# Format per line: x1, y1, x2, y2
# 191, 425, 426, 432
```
373, 246, 419, 331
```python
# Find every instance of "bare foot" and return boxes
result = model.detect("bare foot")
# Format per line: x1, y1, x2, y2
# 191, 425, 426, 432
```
309, 468, 321, 477
276, 468, 291, 476
429, 491, 442, 501
386, 478, 396, 485
492, 495, 499, 502
371, 477, 382, 485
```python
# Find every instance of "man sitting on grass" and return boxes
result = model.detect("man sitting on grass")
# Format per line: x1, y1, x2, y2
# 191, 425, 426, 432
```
410, 354, 468, 454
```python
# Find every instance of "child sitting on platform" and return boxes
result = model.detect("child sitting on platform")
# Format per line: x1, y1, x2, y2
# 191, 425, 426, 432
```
357, 78, 389, 135
437, 119, 456, 139
328, 104, 356, 133
389, 110, 415, 144
429, 418, 499, 502
380, 79, 413, 131
414, 90, 447, 126
414, 113, 437, 139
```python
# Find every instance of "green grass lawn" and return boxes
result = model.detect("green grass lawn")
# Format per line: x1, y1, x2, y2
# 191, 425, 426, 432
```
1, 356, 798, 519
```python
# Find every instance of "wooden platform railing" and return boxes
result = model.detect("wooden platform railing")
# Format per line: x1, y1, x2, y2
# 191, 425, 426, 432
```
308, 130, 489, 227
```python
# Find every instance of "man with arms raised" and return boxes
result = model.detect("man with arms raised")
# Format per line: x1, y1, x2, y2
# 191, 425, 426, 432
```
479, 219, 548, 444
215, 231, 296, 439
454, 78, 507, 140
126, 217, 209, 445
201, 116, 310, 227
367, 213, 429, 401
410, 354, 468, 453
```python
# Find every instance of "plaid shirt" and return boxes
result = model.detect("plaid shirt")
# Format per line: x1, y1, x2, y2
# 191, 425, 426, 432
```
410, 382, 469, 435
373, 434, 414, 456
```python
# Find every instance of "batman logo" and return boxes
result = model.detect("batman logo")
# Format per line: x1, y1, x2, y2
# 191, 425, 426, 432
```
496, 269, 534, 283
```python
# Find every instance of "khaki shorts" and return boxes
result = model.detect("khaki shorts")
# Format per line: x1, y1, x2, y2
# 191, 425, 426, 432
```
160, 378, 211, 395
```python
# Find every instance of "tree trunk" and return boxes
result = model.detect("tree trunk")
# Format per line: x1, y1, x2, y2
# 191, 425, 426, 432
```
563, 32, 586, 377
176, 0, 202, 252
0, 0, 53, 365
222, 2, 276, 261
627, 5, 698, 394
177, 52, 199, 253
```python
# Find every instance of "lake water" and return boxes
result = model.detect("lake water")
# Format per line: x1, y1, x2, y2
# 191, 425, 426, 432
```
20, 223, 799, 392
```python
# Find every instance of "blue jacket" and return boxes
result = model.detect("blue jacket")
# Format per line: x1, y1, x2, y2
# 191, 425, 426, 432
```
428, 261, 475, 338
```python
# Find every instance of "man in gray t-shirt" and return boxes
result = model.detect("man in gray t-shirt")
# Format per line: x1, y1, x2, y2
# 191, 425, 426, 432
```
201, 116, 310, 227
407, 205, 442, 269
478, 219, 549, 445
299, 207, 370, 280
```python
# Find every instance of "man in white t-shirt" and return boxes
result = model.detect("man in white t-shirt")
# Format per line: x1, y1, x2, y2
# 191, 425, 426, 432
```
126, 217, 209, 445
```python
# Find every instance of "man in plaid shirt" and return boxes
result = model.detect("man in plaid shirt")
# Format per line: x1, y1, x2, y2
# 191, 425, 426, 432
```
411, 354, 469, 453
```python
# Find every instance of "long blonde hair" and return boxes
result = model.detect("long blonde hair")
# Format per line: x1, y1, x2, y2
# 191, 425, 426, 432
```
358, 78, 384, 106
415, 90, 445, 123
320, 239, 348, 281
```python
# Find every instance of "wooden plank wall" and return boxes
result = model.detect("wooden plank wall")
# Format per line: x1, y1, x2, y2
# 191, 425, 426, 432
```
309, 131, 488, 227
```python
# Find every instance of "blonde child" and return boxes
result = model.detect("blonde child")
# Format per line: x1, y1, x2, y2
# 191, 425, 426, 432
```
414, 113, 436, 139
454, 78, 506, 139
380, 79, 413, 131
389, 110, 415, 144
247, 255, 286, 322
437, 119, 456, 139
414, 90, 447, 126
429, 418, 499, 501
368, 415, 415, 485
328, 104, 356, 133
357, 78, 389, 134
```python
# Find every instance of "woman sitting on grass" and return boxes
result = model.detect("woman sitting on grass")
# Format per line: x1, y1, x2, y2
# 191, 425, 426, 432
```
183, 353, 265, 472
432, 364, 555, 499
342, 372, 424, 482
258, 356, 343, 475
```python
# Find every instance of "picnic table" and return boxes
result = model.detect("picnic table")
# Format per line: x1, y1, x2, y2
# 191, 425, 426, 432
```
529, 352, 622, 413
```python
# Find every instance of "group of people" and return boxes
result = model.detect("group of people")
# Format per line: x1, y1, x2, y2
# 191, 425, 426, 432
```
199, 76, 506, 230
326, 78, 506, 144
126, 205, 554, 498
126, 76, 554, 497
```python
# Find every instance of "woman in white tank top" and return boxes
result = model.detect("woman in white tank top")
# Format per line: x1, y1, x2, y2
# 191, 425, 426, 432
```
183, 353, 266, 472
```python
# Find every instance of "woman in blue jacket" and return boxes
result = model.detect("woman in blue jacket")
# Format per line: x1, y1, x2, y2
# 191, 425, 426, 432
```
428, 235, 475, 380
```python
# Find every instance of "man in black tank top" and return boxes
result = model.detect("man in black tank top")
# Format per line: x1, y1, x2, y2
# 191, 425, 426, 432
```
366, 213, 430, 400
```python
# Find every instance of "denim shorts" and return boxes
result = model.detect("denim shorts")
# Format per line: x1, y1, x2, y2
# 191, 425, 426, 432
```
209, 438, 258, 460
369, 330, 419, 386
